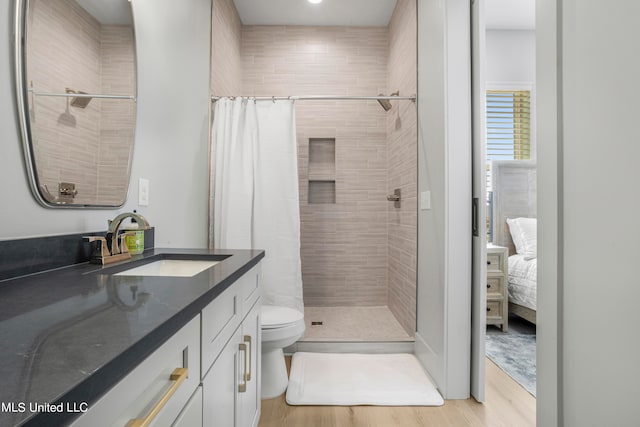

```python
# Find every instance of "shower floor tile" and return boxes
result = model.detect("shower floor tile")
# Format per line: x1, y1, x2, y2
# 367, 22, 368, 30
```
300, 306, 413, 342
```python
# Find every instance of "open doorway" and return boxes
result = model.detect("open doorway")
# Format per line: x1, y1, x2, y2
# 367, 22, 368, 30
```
482, 0, 537, 398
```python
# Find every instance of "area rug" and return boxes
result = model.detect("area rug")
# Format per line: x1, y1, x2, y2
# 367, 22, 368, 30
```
485, 334, 536, 396
286, 352, 444, 406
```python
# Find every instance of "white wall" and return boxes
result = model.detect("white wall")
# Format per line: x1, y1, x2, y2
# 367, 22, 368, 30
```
416, 0, 472, 399
0, 0, 211, 249
128, 0, 211, 248
538, 0, 640, 425
486, 29, 535, 83
486, 29, 536, 158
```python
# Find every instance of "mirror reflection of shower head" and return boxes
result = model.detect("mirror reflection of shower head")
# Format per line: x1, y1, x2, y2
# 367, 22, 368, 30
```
66, 88, 92, 108
377, 91, 400, 112
378, 96, 392, 111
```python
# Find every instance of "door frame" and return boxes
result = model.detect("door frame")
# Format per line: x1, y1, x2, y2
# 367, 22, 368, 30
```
470, 0, 487, 403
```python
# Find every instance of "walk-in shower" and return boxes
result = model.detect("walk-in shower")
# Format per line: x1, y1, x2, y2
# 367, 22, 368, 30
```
211, 0, 418, 346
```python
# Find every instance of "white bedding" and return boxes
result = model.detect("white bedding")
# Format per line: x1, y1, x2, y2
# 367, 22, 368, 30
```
508, 254, 537, 310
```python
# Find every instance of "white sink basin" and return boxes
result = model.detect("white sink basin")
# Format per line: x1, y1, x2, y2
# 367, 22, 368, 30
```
114, 259, 220, 277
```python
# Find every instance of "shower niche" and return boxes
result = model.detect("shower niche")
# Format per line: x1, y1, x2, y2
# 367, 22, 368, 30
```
307, 138, 336, 204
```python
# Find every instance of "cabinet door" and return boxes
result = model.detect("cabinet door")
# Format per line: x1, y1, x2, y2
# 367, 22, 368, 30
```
239, 300, 261, 427
171, 386, 202, 427
202, 327, 242, 427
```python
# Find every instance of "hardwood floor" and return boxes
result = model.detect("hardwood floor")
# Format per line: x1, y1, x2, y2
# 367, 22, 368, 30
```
259, 357, 535, 427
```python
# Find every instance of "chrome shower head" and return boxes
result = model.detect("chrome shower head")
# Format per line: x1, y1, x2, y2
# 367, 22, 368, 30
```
66, 88, 92, 109
377, 91, 399, 112
377, 96, 393, 112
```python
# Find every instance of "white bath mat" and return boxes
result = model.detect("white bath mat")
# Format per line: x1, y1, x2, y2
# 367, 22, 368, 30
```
286, 352, 444, 406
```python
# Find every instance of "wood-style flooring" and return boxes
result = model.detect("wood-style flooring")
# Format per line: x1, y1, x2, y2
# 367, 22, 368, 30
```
259, 357, 535, 427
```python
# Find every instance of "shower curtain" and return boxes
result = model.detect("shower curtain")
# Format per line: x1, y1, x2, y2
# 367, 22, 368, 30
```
210, 98, 304, 314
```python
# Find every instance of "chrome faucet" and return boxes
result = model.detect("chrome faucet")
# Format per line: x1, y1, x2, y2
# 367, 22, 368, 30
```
85, 212, 151, 265
107, 212, 151, 256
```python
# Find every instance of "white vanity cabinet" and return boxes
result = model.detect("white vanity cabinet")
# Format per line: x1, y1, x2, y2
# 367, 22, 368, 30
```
70, 262, 261, 427
202, 265, 262, 427
71, 315, 201, 427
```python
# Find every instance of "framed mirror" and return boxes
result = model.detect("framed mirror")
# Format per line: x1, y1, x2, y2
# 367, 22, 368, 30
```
15, 0, 137, 208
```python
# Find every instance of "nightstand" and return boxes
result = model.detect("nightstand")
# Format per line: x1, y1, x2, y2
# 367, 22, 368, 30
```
487, 244, 509, 332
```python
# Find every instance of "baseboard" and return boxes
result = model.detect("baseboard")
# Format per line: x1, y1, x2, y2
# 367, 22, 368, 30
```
285, 340, 415, 355
414, 332, 444, 395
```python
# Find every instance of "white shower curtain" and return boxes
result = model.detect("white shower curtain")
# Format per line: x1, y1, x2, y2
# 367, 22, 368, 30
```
211, 98, 304, 314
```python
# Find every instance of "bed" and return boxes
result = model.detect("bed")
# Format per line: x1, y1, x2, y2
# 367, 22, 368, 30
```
490, 160, 537, 324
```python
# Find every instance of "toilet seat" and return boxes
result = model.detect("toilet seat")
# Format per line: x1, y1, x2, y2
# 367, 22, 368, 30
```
261, 305, 304, 329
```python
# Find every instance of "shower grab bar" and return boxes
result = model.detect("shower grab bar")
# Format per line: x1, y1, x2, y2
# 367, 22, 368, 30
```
211, 94, 416, 102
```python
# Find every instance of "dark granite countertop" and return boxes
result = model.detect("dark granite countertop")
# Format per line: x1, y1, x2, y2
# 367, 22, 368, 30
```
0, 248, 264, 427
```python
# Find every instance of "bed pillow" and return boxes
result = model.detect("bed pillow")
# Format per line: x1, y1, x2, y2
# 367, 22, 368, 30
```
506, 217, 537, 260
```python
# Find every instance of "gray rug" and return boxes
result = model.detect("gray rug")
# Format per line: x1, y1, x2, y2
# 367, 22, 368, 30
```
485, 334, 536, 396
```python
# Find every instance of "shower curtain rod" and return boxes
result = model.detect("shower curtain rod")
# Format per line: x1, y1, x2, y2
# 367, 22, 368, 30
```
211, 94, 416, 102
30, 91, 135, 100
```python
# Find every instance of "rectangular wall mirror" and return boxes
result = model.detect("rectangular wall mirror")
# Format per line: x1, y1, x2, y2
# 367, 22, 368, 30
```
15, 0, 137, 208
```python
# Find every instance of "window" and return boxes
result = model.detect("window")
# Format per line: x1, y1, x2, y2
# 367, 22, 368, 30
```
486, 90, 531, 162
486, 89, 531, 241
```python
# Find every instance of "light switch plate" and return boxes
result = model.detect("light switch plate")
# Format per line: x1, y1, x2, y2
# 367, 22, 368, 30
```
420, 191, 431, 210
139, 178, 149, 206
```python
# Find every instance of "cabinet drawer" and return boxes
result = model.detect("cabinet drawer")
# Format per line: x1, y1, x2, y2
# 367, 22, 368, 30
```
486, 276, 505, 295
239, 265, 261, 317
487, 252, 505, 273
72, 316, 200, 427
486, 300, 503, 320
201, 281, 241, 378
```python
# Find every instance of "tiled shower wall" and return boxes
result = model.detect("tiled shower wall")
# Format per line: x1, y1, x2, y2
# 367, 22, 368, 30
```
209, 0, 243, 246
97, 25, 136, 205
210, 0, 243, 95
28, 0, 101, 204
210, 1, 417, 324
387, 0, 418, 334
27, 0, 135, 205
242, 26, 390, 306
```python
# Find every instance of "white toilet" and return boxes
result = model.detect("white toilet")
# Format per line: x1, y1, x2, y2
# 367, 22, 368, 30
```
260, 305, 305, 399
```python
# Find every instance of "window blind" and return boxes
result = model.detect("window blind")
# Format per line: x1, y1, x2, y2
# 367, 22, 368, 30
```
486, 89, 531, 241
486, 90, 531, 161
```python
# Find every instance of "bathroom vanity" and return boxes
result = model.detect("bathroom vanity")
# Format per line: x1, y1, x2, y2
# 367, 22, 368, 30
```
0, 247, 263, 427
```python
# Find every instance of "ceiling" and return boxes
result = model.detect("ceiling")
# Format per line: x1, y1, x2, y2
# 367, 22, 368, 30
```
234, 0, 534, 30
485, 0, 535, 30
75, 0, 132, 25
233, 0, 398, 26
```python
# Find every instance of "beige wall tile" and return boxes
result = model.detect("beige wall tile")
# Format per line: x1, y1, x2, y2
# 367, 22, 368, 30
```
242, 25, 391, 307
211, 0, 242, 95
387, 0, 418, 335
